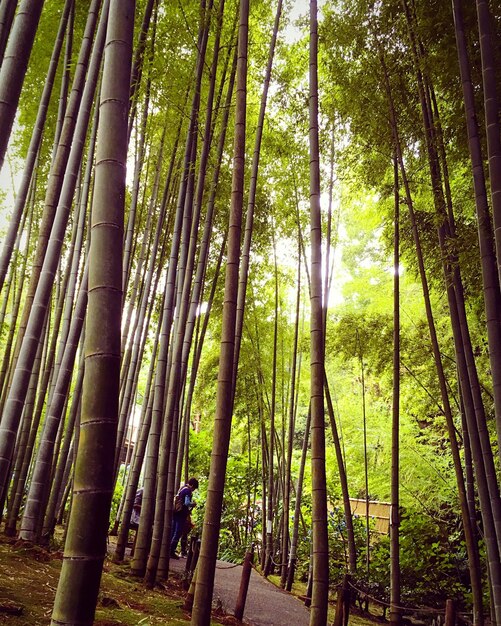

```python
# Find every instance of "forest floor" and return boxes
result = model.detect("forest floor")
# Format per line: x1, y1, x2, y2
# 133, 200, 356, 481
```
0, 534, 384, 625
0, 536, 236, 625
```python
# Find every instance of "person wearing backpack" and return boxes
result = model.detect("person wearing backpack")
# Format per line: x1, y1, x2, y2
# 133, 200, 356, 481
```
170, 477, 199, 558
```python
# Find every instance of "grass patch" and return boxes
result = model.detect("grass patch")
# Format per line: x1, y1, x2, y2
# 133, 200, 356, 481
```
266, 572, 308, 597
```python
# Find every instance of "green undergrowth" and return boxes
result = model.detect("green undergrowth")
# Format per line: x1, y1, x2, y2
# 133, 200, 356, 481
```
0, 537, 234, 625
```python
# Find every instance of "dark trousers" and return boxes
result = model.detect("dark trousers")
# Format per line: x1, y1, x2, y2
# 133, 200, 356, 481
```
170, 511, 187, 555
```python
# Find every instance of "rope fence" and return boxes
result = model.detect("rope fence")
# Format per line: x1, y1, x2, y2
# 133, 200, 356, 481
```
269, 555, 286, 568
341, 577, 472, 626
347, 578, 446, 614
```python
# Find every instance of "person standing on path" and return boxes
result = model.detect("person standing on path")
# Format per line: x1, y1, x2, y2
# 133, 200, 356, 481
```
130, 487, 143, 529
128, 487, 143, 557
170, 477, 198, 558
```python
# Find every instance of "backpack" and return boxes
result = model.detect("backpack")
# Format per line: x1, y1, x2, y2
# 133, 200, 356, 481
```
173, 492, 183, 513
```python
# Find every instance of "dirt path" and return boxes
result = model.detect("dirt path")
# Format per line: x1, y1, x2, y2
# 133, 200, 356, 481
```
169, 557, 311, 626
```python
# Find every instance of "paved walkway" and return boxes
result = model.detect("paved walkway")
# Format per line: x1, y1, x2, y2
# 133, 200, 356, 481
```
169, 557, 311, 626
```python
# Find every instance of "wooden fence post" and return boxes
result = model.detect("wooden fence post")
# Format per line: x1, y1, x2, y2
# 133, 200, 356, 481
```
445, 599, 456, 626
234, 547, 254, 621
183, 536, 201, 590
185, 534, 198, 574
285, 556, 296, 592
333, 575, 351, 626
183, 564, 198, 611
304, 557, 313, 607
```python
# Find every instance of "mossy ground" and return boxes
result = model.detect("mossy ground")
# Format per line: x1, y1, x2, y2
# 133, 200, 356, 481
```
0, 537, 236, 625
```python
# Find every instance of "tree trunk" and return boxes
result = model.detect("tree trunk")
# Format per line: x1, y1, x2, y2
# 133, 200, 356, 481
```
48, 93, 98, 407
0, 188, 34, 404
127, 0, 157, 141
0, 0, 17, 64
389, 152, 401, 626
191, 1, 249, 622
122, 80, 151, 291
176, 47, 237, 486
0, 0, 72, 292
232, 0, 282, 392
4, 0, 103, 393
453, 0, 501, 480
264, 231, 279, 577
358, 335, 370, 576
404, 4, 501, 613
42, 353, 85, 541
113, 311, 160, 562
142, 1, 211, 587
286, 407, 310, 592
308, 2, 329, 622
476, 0, 501, 301
0, 0, 108, 497
3, 319, 46, 534
50, 0, 74, 161
281, 244, 301, 588
19, 266, 88, 542
376, 26, 485, 624
159, 0, 224, 582
50, 1, 133, 622
115, 129, 166, 475
0, 0, 45, 171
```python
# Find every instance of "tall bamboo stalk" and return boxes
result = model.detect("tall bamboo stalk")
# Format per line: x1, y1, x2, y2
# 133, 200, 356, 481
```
0, 0, 109, 498
0, 0, 17, 63
389, 151, 401, 626
264, 229, 279, 577
308, 2, 329, 621
233, 0, 283, 391
50, 1, 134, 621
0, 0, 45, 171
281, 244, 301, 588
191, 1, 249, 622
453, 0, 501, 478
376, 30, 485, 623
19, 266, 88, 542
0, 0, 73, 292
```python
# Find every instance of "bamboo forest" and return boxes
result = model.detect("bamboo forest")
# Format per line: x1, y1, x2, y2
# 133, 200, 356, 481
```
4, 0, 501, 625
